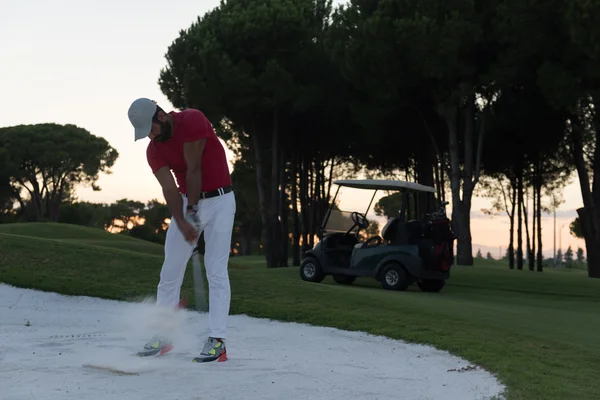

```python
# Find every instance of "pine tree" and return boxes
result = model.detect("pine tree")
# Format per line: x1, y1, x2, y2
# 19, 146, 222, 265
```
565, 246, 574, 267
577, 247, 585, 264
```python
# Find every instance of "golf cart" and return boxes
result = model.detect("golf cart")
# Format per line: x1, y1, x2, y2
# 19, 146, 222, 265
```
299, 179, 456, 292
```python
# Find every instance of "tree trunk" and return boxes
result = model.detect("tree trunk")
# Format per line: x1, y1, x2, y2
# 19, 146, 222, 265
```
453, 203, 472, 265
291, 152, 301, 266
438, 93, 485, 266
572, 111, 600, 278
531, 194, 536, 271
440, 152, 446, 203
508, 176, 517, 269
576, 207, 600, 278
320, 159, 326, 208
517, 173, 524, 270
523, 185, 533, 271
536, 170, 543, 271
269, 110, 283, 268
307, 159, 315, 247
320, 159, 330, 229
30, 177, 43, 222
434, 156, 441, 203
327, 157, 335, 202
300, 155, 310, 253
417, 106, 444, 205
45, 175, 63, 222
312, 157, 322, 246
416, 135, 436, 214
279, 148, 289, 267
47, 180, 66, 223
531, 169, 537, 271
251, 131, 274, 268
444, 103, 469, 265
240, 222, 253, 256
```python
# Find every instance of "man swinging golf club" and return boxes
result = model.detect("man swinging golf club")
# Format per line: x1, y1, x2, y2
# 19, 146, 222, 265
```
127, 97, 236, 363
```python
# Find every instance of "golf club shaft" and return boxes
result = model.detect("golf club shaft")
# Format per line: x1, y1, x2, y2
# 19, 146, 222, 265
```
191, 248, 209, 312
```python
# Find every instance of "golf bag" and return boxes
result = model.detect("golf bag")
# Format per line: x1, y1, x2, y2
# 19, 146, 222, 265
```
429, 217, 456, 272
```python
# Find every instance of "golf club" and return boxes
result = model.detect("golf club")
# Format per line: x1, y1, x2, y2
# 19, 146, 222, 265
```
191, 234, 209, 313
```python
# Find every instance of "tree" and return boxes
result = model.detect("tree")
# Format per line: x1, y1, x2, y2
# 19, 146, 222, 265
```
524, 0, 600, 277
358, 220, 380, 242
502, 247, 511, 263
471, 0, 578, 273
480, 84, 573, 272
326, 1, 449, 211
570, 217, 584, 239
393, 0, 501, 267
486, 252, 494, 260
57, 198, 171, 244
230, 156, 262, 256
374, 192, 418, 220
556, 248, 563, 266
0, 147, 19, 222
577, 247, 585, 264
159, 0, 342, 268
58, 201, 112, 229
108, 199, 145, 232
0, 123, 118, 222
478, 173, 517, 269
565, 245, 574, 267
476, 249, 483, 259
328, 0, 503, 266
140, 199, 170, 235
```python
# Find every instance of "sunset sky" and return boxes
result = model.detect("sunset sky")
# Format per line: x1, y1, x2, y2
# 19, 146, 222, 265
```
2, 0, 586, 258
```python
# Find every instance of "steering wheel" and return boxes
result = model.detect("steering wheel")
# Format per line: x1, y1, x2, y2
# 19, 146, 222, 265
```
350, 212, 369, 230
363, 235, 382, 247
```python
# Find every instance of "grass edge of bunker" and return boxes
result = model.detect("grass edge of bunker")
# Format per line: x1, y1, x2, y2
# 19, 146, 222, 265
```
299, 179, 456, 292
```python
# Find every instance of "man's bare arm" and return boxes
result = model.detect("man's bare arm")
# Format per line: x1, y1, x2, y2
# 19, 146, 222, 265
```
183, 138, 206, 207
154, 167, 185, 224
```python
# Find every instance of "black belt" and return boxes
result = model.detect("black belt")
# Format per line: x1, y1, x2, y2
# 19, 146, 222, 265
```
184, 185, 233, 199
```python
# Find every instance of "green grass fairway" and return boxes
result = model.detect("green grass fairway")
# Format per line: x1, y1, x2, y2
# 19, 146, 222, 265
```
2, 222, 600, 400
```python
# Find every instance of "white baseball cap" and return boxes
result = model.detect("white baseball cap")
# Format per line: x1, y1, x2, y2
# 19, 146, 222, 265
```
128, 98, 157, 141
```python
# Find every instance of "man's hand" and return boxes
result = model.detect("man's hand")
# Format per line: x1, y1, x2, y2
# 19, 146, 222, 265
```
177, 217, 199, 243
181, 204, 201, 244
153, 167, 200, 244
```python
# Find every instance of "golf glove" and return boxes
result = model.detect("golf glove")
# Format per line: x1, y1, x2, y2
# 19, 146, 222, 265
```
185, 204, 201, 234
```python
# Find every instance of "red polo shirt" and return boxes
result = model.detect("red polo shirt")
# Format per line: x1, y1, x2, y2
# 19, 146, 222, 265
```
146, 108, 231, 194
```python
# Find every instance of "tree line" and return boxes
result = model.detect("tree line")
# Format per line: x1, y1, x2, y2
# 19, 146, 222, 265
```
2, 0, 599, 277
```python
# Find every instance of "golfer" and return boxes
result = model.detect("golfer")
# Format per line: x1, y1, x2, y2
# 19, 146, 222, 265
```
127, 98, 236, 363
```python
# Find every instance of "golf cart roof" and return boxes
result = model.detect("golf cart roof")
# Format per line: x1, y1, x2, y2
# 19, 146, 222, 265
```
333, 179, 436, 193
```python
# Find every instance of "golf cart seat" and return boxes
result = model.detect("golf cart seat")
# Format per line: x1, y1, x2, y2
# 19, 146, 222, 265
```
353, 234, 383, 249
382, 217, 423, 245
319, 232, 359, 268
322, 232, 359, 249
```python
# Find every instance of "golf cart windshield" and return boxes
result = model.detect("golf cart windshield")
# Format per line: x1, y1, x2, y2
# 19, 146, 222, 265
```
318, 179, 438, 238
323, 209, 358, 234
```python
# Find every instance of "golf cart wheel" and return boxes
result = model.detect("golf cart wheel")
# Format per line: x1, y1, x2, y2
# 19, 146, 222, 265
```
417, 279, 446, 292
300, 257, 326, 283
380, 262, 410, 291
332, 274, 356, 285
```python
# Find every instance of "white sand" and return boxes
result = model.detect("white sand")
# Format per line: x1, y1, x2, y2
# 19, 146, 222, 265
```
0, 283, 505, 400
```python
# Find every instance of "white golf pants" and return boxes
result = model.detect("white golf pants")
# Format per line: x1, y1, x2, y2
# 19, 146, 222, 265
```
156, 190, 236, 339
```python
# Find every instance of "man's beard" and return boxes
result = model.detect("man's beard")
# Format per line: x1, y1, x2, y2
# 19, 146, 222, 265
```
154, 121, 172, 142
